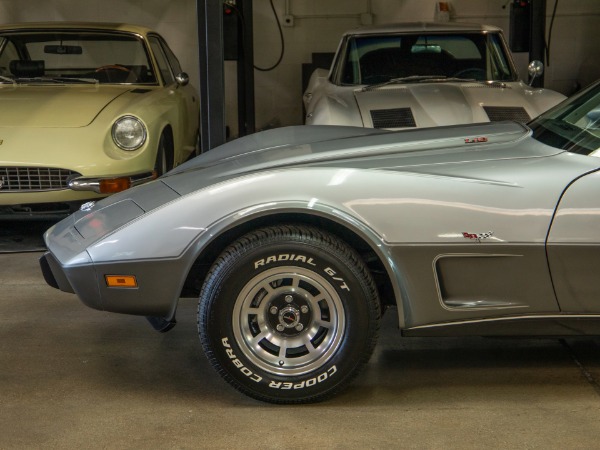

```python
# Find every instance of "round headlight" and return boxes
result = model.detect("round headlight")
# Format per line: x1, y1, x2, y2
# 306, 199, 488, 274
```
112, 116, 147, 151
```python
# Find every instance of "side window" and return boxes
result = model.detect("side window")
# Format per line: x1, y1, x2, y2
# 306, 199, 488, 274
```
487, 34, 513, 81
160, 39, 183, 75
0, 39, 20, 75
148, 36, 174, 85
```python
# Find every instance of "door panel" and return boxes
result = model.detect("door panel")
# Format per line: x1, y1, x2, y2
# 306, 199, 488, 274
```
548, 169, 600, 312
392, 244, 560, 328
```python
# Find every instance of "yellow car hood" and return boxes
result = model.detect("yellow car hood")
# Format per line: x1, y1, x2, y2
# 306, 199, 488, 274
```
0, 85, 130, 128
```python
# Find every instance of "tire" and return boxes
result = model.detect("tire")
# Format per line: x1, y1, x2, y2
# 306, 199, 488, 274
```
198, 224, 380, 403
154, 132, 173, 177
194, 130, 201, 157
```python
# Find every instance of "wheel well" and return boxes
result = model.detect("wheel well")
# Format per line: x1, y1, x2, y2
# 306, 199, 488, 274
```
161, 125, 175, 169
180, 213, 397, 311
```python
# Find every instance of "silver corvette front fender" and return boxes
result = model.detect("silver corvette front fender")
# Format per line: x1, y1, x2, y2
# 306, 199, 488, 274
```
184, 199, 408, 328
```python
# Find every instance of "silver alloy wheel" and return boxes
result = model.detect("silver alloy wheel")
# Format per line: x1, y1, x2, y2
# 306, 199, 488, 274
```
232, 266, 346, 376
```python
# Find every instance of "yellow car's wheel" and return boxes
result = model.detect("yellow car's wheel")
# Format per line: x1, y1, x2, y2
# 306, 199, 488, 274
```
154, 132, 173, 176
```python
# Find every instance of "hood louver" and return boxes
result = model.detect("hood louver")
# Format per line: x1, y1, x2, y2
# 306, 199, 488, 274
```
483, 106, 531, 123
370, 107, 416, 129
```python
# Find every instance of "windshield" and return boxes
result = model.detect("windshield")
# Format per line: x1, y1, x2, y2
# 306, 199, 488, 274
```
530, 81, 600, 156
0, 30, 157, 84
338, 31, 517, 85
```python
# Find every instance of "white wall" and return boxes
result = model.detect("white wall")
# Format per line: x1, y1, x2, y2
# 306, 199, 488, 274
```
0, 0, 599, 138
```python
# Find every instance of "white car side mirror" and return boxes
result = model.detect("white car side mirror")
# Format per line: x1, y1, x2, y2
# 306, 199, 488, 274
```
528, 60, 544, 86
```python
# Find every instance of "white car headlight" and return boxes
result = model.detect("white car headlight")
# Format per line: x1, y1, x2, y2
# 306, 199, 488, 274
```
112, 116, 147, 151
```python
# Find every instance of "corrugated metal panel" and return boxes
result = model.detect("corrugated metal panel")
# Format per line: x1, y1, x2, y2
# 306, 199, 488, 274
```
483, 106, 531, 123
370, 107, 416, 128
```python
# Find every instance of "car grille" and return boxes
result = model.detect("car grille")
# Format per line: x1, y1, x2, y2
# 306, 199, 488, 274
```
483, 106, 531, 123
0, 167, 81, 192
370, 107, 417, 128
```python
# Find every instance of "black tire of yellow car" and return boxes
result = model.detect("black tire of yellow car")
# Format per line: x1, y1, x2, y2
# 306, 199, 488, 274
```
198, 224, 381, 404
195, 130, 202, 157
154, 132, 173, 177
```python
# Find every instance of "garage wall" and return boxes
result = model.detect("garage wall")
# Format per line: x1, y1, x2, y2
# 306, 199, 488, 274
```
0, 0, 598, 138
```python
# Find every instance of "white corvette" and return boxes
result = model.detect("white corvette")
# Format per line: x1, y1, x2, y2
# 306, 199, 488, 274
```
304, 22, 565, 129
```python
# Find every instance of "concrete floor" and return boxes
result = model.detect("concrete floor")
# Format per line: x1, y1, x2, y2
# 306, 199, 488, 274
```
2, 249, 600, 448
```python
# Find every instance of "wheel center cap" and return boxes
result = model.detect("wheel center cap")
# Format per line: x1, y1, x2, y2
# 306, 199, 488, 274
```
279, 306, 300, 329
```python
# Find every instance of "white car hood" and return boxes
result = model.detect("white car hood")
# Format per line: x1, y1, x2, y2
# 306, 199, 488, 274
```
354, 82, 551, 129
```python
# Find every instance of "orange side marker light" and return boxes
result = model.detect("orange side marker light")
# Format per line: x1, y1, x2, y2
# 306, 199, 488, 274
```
105, 275, 138, 288
99, 177, 132, 194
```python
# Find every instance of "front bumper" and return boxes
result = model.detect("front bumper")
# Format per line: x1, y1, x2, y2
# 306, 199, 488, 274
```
40, 252, 75, 293
68, 170, 156, 194
1, 170, 156, 215
40, 248, 187, 319
39, 181, 191, 319
39, 251, 103, 311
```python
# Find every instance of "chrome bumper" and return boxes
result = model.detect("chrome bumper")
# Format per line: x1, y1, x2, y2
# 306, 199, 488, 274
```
68, 171, 156, 193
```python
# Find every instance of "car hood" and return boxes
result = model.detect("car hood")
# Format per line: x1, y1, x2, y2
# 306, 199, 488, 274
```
160, 121, 548, 197
0, 85, 130, 127
353, 82, 552, 129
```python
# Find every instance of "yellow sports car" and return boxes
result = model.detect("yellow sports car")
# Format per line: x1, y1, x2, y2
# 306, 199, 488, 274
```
0, 22, 200, 216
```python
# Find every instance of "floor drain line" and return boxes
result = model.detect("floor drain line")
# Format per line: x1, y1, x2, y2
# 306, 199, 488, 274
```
560, 339, 600, 397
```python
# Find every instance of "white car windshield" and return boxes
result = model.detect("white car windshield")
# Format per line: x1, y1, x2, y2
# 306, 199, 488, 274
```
339, 32, 517, 85
0, 30, 157, 84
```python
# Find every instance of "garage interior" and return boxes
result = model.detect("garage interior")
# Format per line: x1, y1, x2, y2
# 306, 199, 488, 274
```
2, 0, 600, 448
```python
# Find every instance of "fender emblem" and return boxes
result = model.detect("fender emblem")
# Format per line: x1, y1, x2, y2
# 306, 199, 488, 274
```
465, 137, 488, 144
463, 231, 494, 242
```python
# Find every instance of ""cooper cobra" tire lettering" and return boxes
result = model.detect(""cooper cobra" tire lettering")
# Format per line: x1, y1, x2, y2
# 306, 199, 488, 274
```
254, 254, 316, 269
221, 337, 262, 383
267, 365, 338, 390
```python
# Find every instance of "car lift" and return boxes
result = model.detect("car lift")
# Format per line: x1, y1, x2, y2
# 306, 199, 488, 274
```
197, 0, 255, 151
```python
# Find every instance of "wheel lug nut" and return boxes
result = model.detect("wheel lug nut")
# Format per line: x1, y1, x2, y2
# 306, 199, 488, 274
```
295, 324, 304, 331
285, 295, 293, 303
270, 306, 278, 314
276, 324, 285, 332
300, 305, 309, 314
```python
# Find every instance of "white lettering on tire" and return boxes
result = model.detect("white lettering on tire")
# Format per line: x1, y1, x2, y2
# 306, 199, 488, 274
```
324, 267, 350, 291
222, 337, 337, 390
254, 254, 316, 269
221, 337, 262, 383
267, 366, 338, 390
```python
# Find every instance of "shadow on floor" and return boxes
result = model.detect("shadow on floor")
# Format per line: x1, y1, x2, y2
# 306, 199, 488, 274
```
0, 220, 58, 253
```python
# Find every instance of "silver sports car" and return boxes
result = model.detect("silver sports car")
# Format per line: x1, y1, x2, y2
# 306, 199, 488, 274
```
41, 79, 600, 403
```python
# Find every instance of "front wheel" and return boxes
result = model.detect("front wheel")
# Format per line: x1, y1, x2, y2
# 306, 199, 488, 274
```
198, 225, 380, 403
154, 132, 173, 177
